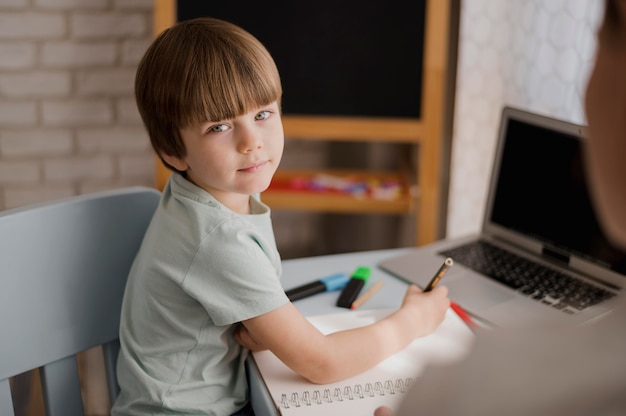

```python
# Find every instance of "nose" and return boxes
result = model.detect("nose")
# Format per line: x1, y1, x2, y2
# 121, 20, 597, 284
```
236, 126, 263, 153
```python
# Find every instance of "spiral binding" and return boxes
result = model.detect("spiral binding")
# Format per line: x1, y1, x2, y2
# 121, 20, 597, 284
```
279, 377, 415, 409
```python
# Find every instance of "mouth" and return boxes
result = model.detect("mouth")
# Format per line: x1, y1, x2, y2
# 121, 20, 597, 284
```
238, 160, 268, 173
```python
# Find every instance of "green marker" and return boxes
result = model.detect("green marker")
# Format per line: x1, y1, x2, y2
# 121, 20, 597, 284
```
336, 266, 371, 308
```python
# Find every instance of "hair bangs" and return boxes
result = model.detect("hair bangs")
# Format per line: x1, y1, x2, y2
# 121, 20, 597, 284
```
180, 39, 282, 128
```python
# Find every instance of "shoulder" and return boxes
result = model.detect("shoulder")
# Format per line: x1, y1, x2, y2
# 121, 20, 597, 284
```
397, 318, 626, 416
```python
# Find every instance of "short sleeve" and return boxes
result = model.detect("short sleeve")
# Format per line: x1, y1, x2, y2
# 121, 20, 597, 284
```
182, 217, 289, 326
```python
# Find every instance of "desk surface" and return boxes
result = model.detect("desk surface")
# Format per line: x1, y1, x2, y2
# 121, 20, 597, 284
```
280, 247, 414, 314
249, 247, 416, 416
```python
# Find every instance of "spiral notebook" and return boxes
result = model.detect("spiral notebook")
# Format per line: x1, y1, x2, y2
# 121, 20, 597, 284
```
251, 308, 475, 415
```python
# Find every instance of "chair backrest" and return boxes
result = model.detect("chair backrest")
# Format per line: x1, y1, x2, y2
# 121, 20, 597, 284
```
0, 187, 161, 416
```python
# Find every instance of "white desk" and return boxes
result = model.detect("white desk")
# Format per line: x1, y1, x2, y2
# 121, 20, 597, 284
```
248, 247, 415, 416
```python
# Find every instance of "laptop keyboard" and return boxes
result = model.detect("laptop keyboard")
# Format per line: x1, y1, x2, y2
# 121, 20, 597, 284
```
439, 240, 615, 314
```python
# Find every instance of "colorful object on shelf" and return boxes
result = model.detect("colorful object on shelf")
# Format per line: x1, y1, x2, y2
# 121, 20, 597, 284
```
268, 173, 404, 201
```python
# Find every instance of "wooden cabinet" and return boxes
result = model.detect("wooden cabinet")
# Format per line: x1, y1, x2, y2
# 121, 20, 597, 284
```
153, 0, 455, 246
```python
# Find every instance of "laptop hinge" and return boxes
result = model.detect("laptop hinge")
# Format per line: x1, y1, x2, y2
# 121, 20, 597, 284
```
542, 246, 569, 264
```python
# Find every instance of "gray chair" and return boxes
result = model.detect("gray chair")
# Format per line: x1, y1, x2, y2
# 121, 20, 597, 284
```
0, 187, 161, 416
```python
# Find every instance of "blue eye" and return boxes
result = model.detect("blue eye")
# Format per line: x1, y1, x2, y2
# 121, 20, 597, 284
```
209, 124, 228, 133
255, 111, 270, 121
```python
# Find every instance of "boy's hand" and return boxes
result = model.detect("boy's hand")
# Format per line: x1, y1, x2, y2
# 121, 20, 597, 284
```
400, 284, 450, 338
233, 323, 267, 352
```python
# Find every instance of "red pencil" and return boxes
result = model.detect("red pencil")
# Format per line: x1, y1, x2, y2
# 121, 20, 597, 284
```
450, 301, 477, 330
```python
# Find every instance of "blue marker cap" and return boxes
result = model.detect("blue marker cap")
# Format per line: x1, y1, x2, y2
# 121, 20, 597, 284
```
320, 273, 350, 291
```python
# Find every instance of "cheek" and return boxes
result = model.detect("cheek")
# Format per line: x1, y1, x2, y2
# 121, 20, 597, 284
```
274, 136, 285, 154
585, 56, 617, 139
268, 126, 285, 154
185, 147, 225, 177
584, 72, 602, 136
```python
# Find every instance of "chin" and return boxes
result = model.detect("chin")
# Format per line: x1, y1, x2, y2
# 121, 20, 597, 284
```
245, 178, 273, 195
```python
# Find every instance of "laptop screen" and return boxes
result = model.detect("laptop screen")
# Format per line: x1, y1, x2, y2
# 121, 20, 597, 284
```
488, 116, 626, 275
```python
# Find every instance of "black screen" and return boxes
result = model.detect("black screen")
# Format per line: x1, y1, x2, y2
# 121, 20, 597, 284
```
490, 118, 626, 275
176, 0, 426, 118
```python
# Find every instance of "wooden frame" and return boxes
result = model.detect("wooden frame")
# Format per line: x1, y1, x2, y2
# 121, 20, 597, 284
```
152, 0, 453, 246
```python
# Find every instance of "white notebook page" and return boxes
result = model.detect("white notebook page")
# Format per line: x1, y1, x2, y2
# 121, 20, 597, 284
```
252, 308, 475, 415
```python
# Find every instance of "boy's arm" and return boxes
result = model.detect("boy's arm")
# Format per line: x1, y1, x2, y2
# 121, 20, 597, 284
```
233, 322, 267, 352
242, 285, 449, 385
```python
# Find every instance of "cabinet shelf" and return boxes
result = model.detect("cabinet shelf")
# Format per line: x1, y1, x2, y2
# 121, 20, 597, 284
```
262, 169, 416, 214
282, 116, 425, 143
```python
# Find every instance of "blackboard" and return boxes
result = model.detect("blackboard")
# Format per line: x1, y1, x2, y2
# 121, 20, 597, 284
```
177, 1, 426, 119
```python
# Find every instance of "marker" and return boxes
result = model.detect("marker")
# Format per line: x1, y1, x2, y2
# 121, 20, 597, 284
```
285, 273, 350, 302
423, 257, 453, 292
450, 301, 477, 330
336, 266, 371, 308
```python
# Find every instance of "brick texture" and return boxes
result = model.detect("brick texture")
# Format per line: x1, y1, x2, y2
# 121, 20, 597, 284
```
0, 1, 154, 210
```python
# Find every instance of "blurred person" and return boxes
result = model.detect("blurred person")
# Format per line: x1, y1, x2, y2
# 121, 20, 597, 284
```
375, 1, 626, 415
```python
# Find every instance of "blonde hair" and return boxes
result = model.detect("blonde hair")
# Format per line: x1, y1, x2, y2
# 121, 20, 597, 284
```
135, 17, 283, 172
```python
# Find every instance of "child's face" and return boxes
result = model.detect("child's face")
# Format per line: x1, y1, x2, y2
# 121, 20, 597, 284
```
164, 101, 284, 213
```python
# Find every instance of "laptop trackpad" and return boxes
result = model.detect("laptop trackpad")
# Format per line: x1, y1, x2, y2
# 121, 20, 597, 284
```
446, 277, 513, 314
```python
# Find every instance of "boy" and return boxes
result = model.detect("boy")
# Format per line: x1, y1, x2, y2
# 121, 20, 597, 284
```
375, 1, 626, 414
112, 17, 450, 416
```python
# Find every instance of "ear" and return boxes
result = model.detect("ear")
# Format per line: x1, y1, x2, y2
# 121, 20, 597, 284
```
160, 152, 188, 172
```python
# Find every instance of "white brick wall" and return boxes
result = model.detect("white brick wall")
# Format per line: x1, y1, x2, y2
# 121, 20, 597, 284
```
0, 42, 36, 69
42, 41, 117, 67
0, 0, 154, 210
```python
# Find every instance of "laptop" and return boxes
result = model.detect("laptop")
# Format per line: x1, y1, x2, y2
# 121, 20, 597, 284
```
380, 106, 626, 328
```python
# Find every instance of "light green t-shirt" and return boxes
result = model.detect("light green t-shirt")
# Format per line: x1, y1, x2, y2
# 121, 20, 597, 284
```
112, 173, 289, 416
